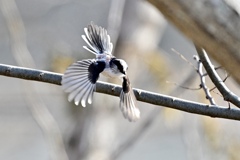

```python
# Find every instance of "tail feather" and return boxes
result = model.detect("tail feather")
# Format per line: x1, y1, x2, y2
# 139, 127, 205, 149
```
82, 22, 113, 55
119, 77, 140, 122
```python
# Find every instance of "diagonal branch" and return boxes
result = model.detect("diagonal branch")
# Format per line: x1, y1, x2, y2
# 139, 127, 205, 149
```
196, 46, 240, 108
1, 63, 240, 121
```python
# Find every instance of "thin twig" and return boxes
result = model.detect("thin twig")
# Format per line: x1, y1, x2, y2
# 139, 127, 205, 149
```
210, 74, 230, 92
166, 81, 201, 90
172, 48, 216, 104
1, 64, 240, 121
202, 66, 222, 77
171, 48, 197, 71
194, 55, 216, 105
195, 46, 240, 108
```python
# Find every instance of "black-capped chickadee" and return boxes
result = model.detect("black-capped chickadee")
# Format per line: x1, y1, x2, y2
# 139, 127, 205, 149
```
61, 22, 140, 122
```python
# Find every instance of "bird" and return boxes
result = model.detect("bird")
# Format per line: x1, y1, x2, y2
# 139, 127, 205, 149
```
61, 22, 140, 122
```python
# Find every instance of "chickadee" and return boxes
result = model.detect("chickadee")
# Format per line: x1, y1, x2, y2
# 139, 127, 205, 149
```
61, 22, 140, 122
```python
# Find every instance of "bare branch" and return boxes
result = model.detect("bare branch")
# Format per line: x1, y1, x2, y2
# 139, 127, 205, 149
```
148, 0, 240, 84
0, 63, 62, 85
194, 55, 216, 105
1, 63, 240, 121
195, 46, 240, 108
0, 0, 69, 159
202, 66, 222, 77
171, 49, 216, 104
210, 74, 230, 92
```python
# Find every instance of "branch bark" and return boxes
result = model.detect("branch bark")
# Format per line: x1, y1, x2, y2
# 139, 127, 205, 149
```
147, 0, 240, 84
1, 63, 240, 121
0, 1, 69, 159
194, 55, 216, 105
196, 46, 240, 108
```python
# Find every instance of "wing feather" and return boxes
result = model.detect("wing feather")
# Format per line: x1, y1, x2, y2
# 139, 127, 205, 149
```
61, 59, 105, 107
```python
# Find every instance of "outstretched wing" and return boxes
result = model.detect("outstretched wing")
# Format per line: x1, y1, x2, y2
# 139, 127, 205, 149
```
119, 77, 140, 122
61, 59, 105, 107
82, 22, 113, 55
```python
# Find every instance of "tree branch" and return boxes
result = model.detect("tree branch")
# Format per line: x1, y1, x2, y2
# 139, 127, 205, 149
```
1, 63, 240, 121
194, 55, 216, 105
111, 70, 196, 159
0, 64, 62, 85
147, 0, 240, 84
196, 47, 240, 108
0, 1, 69, 159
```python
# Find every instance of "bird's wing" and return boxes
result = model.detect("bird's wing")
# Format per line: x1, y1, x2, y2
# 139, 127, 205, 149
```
119, 77, 140, 122
61, 59, 105, 107
82, 22, 113, 55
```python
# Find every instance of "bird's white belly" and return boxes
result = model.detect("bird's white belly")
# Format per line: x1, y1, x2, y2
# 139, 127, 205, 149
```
101, 68, 124, 78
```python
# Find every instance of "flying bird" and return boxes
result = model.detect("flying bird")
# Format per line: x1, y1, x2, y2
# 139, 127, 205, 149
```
61, 22, 140, 122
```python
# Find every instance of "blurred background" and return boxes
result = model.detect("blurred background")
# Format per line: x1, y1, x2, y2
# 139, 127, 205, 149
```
0, 0, 240, 160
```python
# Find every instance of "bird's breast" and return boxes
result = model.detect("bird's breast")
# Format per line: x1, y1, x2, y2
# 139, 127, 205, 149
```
102, 68, 125, 78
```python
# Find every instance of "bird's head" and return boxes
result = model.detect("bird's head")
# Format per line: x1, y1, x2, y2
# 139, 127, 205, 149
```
110, 58, 128, 76
118, 59, 128, 75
